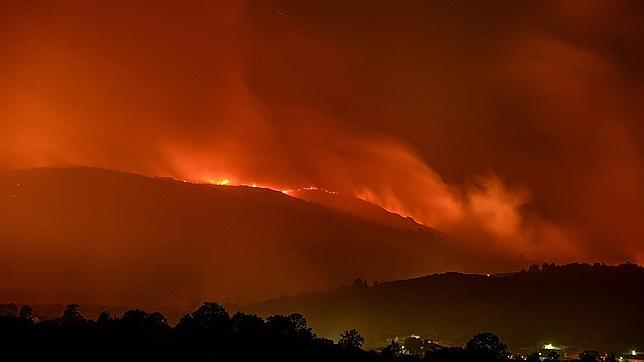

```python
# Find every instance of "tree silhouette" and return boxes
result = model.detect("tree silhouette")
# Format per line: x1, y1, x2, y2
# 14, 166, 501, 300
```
465, 332, 508, 361
97, 311, 114, 323
191, 302, 229, 325
62, 304, 83, 322
339, 329, 365, 350
0, 303, 18, 317
289, 313, 310, 333
230, 312, 266, 360
403, 336, 424, 355
231, 312, 265, 339
266, 313, 315, 345
19, 305, 33, 320
147, 312, 169, 327
381, 340, 402, 359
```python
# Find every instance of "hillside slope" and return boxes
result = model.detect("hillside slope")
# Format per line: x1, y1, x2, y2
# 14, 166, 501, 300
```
288, 189, 426, 232
249, 263, 644, 352
0, 167, 508, 307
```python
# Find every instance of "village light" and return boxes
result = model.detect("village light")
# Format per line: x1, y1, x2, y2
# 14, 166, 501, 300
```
544, 343, 555, 350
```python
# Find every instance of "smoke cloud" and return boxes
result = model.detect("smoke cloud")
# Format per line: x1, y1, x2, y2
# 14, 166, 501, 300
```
1, 0, 643, 264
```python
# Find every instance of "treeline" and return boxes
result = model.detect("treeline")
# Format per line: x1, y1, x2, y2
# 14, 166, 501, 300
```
0, 302, 621, 362
1, 302, 371, 362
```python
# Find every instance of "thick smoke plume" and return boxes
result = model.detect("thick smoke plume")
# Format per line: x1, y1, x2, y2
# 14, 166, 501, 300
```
1, 0, 643, 264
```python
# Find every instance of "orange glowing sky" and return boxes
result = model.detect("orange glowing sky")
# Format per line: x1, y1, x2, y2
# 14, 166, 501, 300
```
1, 0, 644, 264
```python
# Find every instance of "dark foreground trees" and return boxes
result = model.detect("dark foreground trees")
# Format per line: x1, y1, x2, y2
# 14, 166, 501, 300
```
0, 302, 571, 362
0, 303, 375, 362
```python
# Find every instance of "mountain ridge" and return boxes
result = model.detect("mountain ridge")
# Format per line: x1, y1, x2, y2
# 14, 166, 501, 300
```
0, 167, 513, 307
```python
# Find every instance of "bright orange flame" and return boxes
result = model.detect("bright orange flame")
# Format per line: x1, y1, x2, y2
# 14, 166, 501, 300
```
205, 178, 231, 186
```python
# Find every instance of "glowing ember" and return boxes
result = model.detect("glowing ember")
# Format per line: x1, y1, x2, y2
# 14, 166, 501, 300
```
301, 186, 339, 195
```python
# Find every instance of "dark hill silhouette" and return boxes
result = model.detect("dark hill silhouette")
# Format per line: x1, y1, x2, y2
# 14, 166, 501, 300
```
248, 263, 644, 352
0, 167, 512, 307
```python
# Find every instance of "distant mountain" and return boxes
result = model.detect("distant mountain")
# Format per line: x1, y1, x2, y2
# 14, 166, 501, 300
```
248, 263, 644, 352
0, 167, 512, 307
